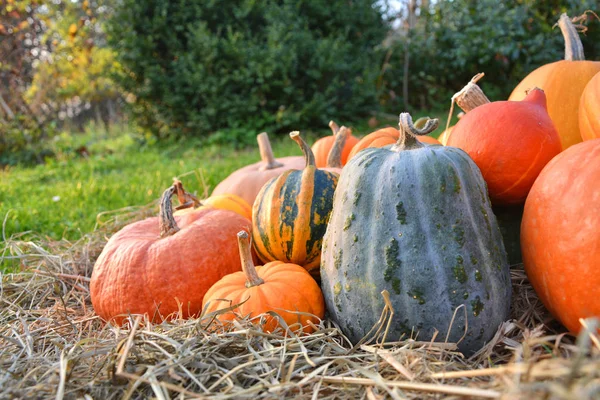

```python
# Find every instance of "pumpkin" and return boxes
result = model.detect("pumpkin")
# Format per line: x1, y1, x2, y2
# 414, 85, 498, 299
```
252, 131, 339, 272
579, 71, 600, 141
321, 113, 511, 355
91, 182, 252, 325
212, 132, 305, 205
347, 118, 441, 160
447, 87, 562, 205
312, 121, 360, 167
521, 138, 600, 334
509, 14, 600, 150
203, 231, 325, 333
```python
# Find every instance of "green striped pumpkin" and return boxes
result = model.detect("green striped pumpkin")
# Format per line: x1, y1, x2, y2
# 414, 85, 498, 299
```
252, 132, 339, 272
321, 113, 511, 355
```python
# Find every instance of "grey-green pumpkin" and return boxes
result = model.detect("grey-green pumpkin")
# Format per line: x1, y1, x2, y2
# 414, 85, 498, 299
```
320, 113, 511, 355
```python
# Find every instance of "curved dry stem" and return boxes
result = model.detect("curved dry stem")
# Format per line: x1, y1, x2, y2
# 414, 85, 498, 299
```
329, 120, 340, 136
290, 131, 316, 167
173, 179, 202, 210
257, 132, 284, 171
453, 73, 490, 113
326, 126, 350, 168
237, 230, 264, 287
393, 113, 439, 151
557, 13, 585, 61
159, 185, 180, 238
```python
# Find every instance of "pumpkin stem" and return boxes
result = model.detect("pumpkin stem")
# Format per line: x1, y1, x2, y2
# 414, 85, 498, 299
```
159, 184, 180, 238
172, 178, 202, 210
290, 131, 316, 167
257, 132, 284, 171
444, 73, 490, 134
326, 126, 350, 168
393, 113, 439, 151
329, 120, 340, 135
557, 13, 585, 61
237, 230, 264, 288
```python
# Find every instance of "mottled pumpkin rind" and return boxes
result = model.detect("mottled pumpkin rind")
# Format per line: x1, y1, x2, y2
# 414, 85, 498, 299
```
252, 167, 338, 271
321, 144, 511, 355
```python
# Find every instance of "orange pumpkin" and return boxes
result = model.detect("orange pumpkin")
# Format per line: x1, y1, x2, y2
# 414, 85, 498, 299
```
447, 88, 562, 205
579, 71, 600, 141
509, 14, 600, 150
212, 132, 305, 205
348, 119, 441, 160
438, 127, 453, 145
521, 139, 600, 334
321, 125, 351, 175
311, 121, 359, 167
90, 182, 252, 325
203, 231, 325, 333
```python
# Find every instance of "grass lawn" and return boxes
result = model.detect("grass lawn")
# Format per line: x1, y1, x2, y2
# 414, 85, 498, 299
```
0, 111, 449, 266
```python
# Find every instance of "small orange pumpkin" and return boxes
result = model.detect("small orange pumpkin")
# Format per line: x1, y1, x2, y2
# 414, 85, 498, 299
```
212, 132, 305, 205
91, 182, 251, 325
203, 231, 325, 333
321, 125, 351, 175
311, 121, 360, 167
509, 14, 600, 150
579, 71, 600, 141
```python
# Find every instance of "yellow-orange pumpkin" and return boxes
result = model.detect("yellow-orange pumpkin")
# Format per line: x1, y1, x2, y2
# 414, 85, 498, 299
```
579, 71, 600, 141
509, 14, 600, 150
203, 231, 325, 333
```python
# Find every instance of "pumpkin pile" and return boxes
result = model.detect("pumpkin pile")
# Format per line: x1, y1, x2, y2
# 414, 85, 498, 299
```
90, 12, 599, 354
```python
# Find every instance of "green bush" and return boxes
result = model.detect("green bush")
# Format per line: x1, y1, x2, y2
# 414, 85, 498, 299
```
380, 0, 600, 111
107, 0, 389, 139
0, 116, 58, 166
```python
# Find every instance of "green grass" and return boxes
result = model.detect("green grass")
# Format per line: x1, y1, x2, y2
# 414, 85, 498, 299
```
0, 110, 450, 244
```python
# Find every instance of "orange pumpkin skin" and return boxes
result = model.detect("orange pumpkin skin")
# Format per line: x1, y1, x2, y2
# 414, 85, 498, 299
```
348, 127, 440, 160
521, 139, 600, 334
203, 261, 324, 333
447, 89, 562, 205
201, 194, 252, 220
91, 205, 252, 325
579, 71, 600, 141
312, 134, 359, 168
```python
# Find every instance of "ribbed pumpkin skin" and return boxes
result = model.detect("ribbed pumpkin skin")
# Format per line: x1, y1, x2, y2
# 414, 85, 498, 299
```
321, 145, 511, 354
579, 71, 600, 141
312, 134, 360, 167
252, 168, 338, 271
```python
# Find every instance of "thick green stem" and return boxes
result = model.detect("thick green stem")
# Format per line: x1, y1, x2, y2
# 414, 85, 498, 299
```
290, 131, 316, 167
257, 132, 284, 171
326, 126, 349, 168
557, 13, 585, 61
392, 113, 439, 152
237, 231, 264, 288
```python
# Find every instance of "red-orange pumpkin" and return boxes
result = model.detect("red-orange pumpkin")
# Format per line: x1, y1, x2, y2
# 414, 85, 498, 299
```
212, 132, 305, 205
90, 182, 252, 325
509, 14, 600, 150
521, 139, 600, 334
311, 121, 359, 167
447, 88, 562, 205
579, 71, 600, 141
203, 231, 325, 333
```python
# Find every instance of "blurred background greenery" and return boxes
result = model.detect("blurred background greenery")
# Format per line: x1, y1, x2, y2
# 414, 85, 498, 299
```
2, 0, 599, 163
